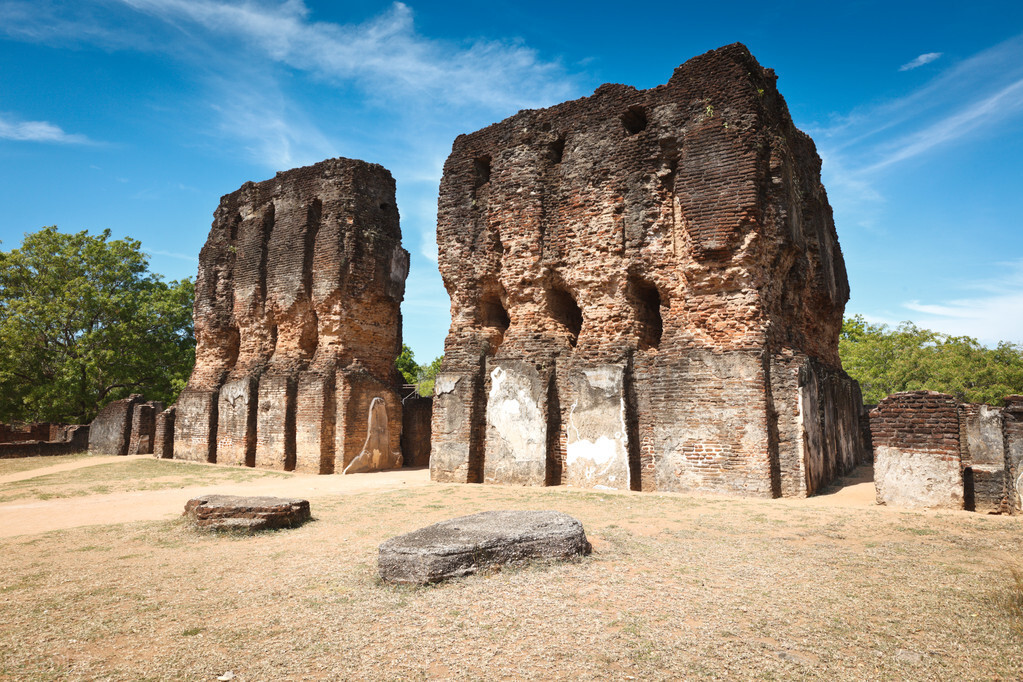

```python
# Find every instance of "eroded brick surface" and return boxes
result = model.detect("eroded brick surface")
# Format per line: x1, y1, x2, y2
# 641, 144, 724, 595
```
431, 43, 864, 496
173, 158, 409, 473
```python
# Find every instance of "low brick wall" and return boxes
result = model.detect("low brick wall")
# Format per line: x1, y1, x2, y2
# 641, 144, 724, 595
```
869, 392, 1023, 513
0, 440, 87, 459
870, 391, 963, 509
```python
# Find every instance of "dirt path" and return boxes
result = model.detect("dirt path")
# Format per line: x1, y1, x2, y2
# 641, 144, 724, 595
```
0, 467, 433, 537
0, 455, 138, 485
0, 462, 883, 539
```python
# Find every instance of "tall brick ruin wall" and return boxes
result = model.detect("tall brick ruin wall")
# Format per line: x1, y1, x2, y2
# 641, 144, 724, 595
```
173, 158, 409, 474
430, 43, 866, 497
871, 391, 1023, 512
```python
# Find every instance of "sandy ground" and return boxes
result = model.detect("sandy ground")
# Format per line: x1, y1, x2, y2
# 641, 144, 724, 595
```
0, 456, 878, 538
1, 457, 1021, 681
0, 456, 432, 537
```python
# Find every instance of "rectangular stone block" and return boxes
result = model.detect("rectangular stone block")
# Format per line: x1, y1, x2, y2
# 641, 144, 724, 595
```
484, 360, 549, 486
430, 371, 482, 483
90, 395, 143, 456
255, 373, 296, 471
564, 364, 630, 491
294, 370, 335, 474
642, 351, 773, 497
127, 403, 156, 455
216, 376, 257, 467
153, 407, 175, 459
874, 445, 963, 509
174, 389, 218, 463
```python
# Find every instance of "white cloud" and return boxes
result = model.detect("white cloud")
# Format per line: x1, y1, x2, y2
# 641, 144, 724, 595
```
898, 260, 1023, 345
116, 0, 574, 112
146, 248, 199, 263
899, 52, 942, 71
814, 34, 1023, 205
0, 114, 93, 144
862, 77, 1023, 173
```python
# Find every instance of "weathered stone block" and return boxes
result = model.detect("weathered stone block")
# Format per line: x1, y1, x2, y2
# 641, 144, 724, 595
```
184, 495, 310, 531
430, 371, 482, 483
875, 446, 963, 509
153, 407, 175, 459
216, 376, 257, 467
564, 364, 630, 490
378, 510, 591, 585
89, 394, 144, 455
294, 370, 335, 474
255, 373, 296, 471
173, 388, 218, 463
484, 360, 549, 486
871, 392, 964, 510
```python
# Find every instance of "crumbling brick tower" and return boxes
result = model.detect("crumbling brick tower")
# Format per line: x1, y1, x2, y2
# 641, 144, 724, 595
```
431, 43, 866, 497
174, 158, 410, 474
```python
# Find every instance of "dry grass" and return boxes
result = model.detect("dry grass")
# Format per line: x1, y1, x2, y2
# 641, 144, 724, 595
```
0, 453, 92, 477
0, 458, 288, 504
1, 464, 1022, 680
1004, 566, 1023, 639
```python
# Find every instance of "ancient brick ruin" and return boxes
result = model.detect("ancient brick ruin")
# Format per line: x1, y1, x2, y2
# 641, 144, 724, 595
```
430, 43, 866, 496
0, 422, 89, 459
89, 394, 163, 456
173, 158, 409, 474
872, 391, 1023, 512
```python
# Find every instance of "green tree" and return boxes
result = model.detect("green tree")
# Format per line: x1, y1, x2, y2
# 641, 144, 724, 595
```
394, 343, 443, 397
395, 343, 419, 385
0, 227, 195, 423
839, 314, 1023, 405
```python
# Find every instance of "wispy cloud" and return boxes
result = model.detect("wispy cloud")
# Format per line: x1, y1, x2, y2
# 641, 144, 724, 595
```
147, 248, 199, 263
0, 114, 94, 144
811, 34, 1023, 211
117, 0, 573, 111
890, 260, 1023, 344
899, 52, 942, 71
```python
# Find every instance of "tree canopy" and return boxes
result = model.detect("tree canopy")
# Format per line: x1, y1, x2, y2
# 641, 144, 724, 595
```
395, 343, 443, 397
839, 315, 1023, 405
0, 227, 195, 423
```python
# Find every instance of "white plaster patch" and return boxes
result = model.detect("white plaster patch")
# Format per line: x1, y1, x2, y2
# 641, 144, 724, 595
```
564, 369, 630, 491
486, 365, 545, 462
434, 374, 461, 396
874, 446, 963, 509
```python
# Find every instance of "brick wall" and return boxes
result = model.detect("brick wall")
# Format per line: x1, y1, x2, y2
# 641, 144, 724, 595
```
174, 158, 409, 473
430, 43, 864, 497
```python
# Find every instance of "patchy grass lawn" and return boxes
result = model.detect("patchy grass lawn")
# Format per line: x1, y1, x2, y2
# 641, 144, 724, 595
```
0, 458, 289, 504
0, 470, 1021, 680
0, 453, 93, 477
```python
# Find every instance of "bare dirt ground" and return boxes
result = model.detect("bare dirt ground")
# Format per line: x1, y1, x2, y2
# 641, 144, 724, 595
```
1, 455, 1021, 681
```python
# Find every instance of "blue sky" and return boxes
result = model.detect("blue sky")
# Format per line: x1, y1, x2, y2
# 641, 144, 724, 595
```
1, 1, 1022, 361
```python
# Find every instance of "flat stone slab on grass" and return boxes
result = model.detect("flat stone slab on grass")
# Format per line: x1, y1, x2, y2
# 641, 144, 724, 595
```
379, 510, 592, 585
184, 495, 310, 532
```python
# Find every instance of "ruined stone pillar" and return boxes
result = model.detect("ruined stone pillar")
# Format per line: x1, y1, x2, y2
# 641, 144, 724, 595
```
430, 43, 861, 497
174, 158, 409, 473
